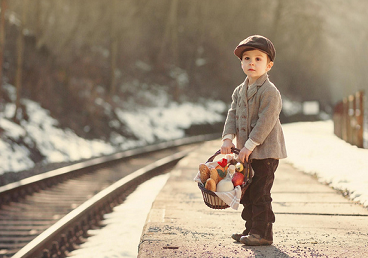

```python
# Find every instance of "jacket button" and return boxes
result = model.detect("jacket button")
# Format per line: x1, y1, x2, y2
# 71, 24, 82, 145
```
241, 128, 246, 132
241, 115, 246, 119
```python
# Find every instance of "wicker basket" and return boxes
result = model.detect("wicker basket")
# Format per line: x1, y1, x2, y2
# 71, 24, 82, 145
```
198, 148, 252, 209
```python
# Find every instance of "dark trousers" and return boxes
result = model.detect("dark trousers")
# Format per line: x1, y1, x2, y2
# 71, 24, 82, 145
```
240, 158, 279, 241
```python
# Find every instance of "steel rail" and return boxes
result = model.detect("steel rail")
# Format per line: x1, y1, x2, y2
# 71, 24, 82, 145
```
0, 133, 219, 206
1, 133, 219, 258
12, 148, 193, 258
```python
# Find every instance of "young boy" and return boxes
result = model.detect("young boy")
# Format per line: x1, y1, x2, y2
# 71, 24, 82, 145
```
221, 35, 287, 246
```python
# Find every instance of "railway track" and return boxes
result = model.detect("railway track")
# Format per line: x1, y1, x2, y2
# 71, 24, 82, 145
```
0, 134, 218, 258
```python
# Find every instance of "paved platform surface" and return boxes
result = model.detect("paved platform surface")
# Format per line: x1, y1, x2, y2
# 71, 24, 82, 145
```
138, 140, 368, 257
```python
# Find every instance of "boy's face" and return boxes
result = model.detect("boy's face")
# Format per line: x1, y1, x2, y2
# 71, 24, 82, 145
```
241, 49, 273, 84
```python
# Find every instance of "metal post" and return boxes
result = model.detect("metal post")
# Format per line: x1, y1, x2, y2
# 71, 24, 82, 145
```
351, 94, 357, 145
334, 101, 343, 138
356, 91, 364, 148
342, 97, 348, 142
347, 95, 355, 145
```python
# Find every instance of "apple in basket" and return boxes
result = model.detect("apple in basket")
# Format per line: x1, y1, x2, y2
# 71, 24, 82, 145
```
235, 162, 244, 173
232, 172, 245, 187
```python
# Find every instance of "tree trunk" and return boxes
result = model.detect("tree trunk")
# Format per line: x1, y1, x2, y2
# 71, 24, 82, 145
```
109, 0, 118, 95
35, 0, 42, 39
0, 0, 7, 89
13, 0, 28, 122
158, 0, 179, 66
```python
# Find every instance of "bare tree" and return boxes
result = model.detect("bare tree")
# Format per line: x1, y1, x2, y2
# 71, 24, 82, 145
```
158, 0, 179, 66
109, 0, 118, 95
0, 0, 7, 88
13, 0, 28, 122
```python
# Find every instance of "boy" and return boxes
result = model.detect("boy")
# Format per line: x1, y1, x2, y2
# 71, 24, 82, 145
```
221, 35, 287, 246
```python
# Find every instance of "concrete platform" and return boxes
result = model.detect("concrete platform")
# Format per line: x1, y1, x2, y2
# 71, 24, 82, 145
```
138, 140, 368, 257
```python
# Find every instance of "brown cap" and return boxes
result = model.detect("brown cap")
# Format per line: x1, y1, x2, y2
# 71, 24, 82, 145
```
234, 35, 276, 61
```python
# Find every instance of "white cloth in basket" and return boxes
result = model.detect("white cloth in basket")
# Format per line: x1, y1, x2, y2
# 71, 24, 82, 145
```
194, 171, 242, 210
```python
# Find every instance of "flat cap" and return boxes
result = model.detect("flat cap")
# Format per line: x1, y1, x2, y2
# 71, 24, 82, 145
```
234, 35, 276, 61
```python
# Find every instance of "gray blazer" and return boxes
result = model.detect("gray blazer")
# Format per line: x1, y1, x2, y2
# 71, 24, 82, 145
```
222, 73, 287, 160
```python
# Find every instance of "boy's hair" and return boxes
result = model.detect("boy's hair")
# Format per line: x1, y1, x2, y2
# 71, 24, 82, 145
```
241, 47, 272, 63
234, 35, 276, 62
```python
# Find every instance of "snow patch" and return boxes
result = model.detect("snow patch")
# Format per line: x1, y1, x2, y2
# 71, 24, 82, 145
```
283, 120, 368, 207
0, 93, 226, 174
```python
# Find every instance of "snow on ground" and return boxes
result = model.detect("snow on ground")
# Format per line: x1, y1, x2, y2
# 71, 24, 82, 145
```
283, 120, 368, 208
115, 100, 224, 143
0, 100, 115, 173
0, 96, 226, 174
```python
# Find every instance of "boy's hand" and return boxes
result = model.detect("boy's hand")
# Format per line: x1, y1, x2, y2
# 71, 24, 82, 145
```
221, 139, 235, 154
239, 147, 252, 163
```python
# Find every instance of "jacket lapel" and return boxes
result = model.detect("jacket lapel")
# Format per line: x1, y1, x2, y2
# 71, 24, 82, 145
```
247, 85, 258, 101
239, 79, 248, 106
246, 73, 269, 101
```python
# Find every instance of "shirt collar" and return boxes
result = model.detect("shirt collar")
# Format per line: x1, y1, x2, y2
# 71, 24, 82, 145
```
245, 73, 269, 88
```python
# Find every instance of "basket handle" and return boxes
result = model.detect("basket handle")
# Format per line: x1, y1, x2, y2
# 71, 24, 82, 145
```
206, 147, 240, 163
206, 147, 252, 168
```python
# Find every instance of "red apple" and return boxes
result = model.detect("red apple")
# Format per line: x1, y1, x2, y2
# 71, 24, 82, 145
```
232, 172, 245, 187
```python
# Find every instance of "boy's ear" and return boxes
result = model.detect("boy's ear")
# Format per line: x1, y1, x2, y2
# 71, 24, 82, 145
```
266, 61, 274, 72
